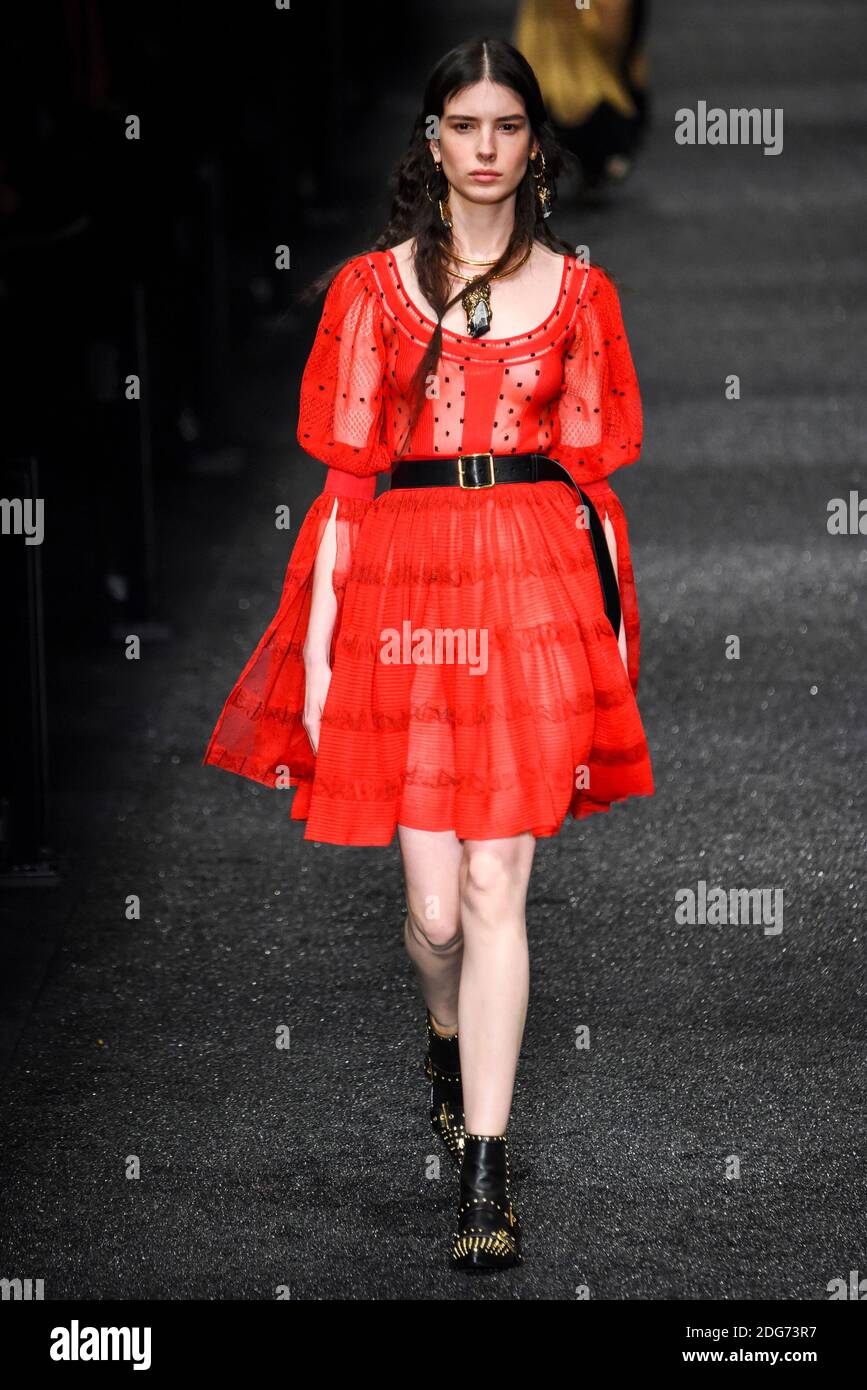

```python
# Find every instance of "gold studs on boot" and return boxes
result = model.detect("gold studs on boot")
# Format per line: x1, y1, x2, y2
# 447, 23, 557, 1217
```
425, 1010, 466, 1166
451, 1132, 523, 1271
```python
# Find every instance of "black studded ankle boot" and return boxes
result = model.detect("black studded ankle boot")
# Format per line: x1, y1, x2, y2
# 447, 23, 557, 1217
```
424, 1009, 465, 1168
451, 1132, 522, 1271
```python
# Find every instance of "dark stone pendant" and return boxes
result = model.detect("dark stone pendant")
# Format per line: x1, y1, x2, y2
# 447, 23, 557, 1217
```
462, 284, 492, 338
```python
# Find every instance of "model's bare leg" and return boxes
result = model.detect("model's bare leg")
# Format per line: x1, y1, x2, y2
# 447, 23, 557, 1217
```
458, 833, 536, 1133
398, 825, 464, 1033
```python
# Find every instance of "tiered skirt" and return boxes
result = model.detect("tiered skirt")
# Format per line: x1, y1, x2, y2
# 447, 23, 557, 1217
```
202, 479, 654, 844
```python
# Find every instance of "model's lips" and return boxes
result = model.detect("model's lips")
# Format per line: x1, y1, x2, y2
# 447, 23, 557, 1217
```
469, 171, 501, 179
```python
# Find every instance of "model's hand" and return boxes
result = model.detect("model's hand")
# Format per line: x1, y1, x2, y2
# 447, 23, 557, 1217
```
303, 659, 332, 755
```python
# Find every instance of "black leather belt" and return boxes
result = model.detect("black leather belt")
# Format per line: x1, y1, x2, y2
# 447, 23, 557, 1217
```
389, 452, 621, 637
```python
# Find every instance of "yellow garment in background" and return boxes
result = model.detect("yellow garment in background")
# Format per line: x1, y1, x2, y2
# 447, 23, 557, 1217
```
514, 0, 638, 125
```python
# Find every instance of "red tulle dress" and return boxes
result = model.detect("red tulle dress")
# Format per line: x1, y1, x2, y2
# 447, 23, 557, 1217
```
202, 249, 655, 845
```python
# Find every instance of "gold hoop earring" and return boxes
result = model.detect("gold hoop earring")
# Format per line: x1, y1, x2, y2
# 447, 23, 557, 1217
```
424, 159, 452, 228
529, 147, 553, 220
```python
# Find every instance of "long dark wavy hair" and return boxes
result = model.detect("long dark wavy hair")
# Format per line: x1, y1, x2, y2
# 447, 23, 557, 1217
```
299, 36, 608, 457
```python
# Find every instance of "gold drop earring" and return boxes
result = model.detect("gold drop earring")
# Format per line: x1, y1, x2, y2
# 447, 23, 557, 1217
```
529, 147, 553, 219
424, 155, 452, 227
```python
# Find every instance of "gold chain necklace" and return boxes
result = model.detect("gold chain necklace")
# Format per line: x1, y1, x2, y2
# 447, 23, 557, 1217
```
443, 244, 533, 337
446, 250, 500, 266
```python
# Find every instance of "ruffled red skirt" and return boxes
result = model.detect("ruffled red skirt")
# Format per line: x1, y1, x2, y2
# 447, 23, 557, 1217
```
202, 480, 654, 845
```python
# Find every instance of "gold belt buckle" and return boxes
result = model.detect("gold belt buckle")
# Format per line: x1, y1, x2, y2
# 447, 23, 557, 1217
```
457, 452, 496, 489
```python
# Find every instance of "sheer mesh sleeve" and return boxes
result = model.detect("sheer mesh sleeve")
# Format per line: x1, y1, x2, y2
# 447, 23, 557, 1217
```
292, 256, 387, 638
297, 255, 391, 484
554, 265, 643, 487
554, 265, 645, 696
200, 260, 389, 790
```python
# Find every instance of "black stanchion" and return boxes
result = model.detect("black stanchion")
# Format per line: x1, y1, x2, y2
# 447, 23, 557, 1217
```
0, 455, 58, 883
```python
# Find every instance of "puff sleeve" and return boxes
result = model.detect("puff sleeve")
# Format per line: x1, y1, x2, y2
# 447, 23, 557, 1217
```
554, 264, 643, 489
201, 258, 390, 793
297, 254, 391, 501
554, 265, 646, 694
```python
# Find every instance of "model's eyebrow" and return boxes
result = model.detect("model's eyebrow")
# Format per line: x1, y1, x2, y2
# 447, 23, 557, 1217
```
445, 113, 527, 121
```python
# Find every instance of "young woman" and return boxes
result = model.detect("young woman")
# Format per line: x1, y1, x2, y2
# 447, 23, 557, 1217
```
203, 36, 654, 1274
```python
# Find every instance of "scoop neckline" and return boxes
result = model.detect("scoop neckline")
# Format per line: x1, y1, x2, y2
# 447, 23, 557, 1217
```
379, 248, 572, 346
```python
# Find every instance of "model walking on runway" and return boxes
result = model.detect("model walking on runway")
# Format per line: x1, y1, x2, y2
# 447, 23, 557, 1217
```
203, 35, 654, 1272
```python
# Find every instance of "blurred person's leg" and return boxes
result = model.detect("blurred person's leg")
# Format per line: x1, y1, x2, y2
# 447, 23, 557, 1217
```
516, 0, 651, 198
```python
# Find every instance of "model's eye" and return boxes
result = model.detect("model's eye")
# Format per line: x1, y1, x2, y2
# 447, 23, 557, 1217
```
449, 120, 522, 133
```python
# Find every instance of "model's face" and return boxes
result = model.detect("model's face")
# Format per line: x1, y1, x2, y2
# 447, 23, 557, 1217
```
429, 80, 538, 206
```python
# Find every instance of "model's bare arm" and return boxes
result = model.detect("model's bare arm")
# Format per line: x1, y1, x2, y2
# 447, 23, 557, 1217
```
302, 498, 339, 754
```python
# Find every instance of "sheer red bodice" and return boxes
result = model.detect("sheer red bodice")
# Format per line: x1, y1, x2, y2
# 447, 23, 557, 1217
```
299, 250, 643, 499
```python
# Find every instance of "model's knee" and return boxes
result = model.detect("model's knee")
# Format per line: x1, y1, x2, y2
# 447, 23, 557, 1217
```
404, 906, 463, 954
461, 844, 521, 904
